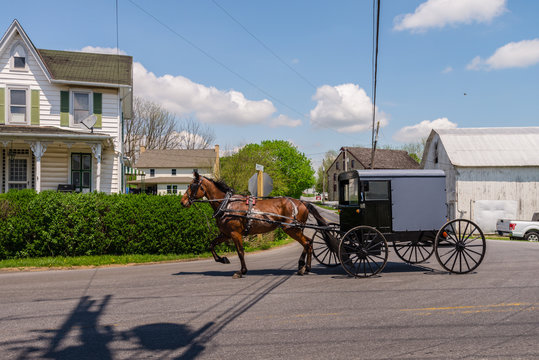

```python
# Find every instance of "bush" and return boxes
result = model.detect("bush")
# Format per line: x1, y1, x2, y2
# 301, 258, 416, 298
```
0, 190, 222, 259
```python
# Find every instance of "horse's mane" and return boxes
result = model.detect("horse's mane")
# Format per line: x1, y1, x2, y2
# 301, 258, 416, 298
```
204, 177, 234, 194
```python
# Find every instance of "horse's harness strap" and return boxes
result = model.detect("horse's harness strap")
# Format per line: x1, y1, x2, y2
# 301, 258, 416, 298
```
243, 196, 256, 235
213, 191, 233, 218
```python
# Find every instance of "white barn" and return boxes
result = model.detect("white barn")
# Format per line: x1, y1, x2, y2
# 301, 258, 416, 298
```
421, 127, 539, 233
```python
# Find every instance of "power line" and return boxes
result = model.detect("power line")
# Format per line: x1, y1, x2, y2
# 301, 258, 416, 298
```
211, 0, 318, 90
127, 0, 307, 120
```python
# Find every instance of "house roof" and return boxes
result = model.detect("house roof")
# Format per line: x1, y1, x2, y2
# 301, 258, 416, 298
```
38, 49, 132, 86
135, 149, 217, 169
0, 125, 113, 146
1, 20, 132, 88
343, 147, 420, 169
127, 176, 193, 185
422, 127, 539, 167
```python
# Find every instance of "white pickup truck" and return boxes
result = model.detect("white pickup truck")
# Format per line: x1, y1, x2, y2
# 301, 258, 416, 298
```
496, 213, 539, 241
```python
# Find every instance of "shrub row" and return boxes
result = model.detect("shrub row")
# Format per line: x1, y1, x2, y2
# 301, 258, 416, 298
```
0, 190, 222, 259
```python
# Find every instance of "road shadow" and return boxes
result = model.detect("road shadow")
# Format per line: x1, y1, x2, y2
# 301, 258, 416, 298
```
173, 268, 297, 277
7, 268, 293, 359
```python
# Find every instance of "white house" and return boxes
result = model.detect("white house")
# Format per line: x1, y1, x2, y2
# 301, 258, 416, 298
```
0, 19, 132, 193
421, 127, 539, 232
129, 146, 220, 195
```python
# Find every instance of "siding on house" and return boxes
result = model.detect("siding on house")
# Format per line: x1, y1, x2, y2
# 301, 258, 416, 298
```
0, 22, 131, 194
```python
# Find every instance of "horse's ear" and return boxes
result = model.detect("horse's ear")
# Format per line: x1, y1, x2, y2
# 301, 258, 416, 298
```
193, 170, 200, 181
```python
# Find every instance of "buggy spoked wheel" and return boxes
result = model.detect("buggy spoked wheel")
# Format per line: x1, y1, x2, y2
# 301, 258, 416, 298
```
435, 219, 486, 274
312, 226, 341, 267
393, 232, 435, 264
339, 226, 388, 278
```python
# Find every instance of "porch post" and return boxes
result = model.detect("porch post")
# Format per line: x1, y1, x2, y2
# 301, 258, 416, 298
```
1, 141, 8, 193
30, 141, 47, 193
91, 143, 102, 192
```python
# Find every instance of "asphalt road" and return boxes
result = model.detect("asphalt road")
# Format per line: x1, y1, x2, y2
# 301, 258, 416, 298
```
1, 229, 538, 359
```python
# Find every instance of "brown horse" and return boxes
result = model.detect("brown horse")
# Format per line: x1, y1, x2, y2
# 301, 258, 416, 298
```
181, 171, 328, 278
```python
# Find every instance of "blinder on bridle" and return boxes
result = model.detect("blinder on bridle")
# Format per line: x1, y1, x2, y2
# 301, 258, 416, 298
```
186, 178, 205, 205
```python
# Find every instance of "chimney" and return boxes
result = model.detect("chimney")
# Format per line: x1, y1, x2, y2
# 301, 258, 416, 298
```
214, 144, 220, 179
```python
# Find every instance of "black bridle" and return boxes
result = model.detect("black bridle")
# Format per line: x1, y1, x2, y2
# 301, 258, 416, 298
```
186, 178, 206, 205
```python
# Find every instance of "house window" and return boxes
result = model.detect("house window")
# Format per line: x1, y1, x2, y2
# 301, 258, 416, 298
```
71, 153, 92, 192
171, 169, 176, 176
333, 184, 337, 192
10, 43, 27, 71
336, 162, 339, 170
351, 160, 355, 168
150, 169, 155, 177
14, 57, 25, 69
434, 142, 439, 164
9, 89, 27, 123
73, 92, 91, 124
333, 173, 336, 181
167, 185, 178, 194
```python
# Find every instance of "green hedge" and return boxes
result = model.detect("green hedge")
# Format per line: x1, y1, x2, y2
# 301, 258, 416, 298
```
0, 190, 222, 259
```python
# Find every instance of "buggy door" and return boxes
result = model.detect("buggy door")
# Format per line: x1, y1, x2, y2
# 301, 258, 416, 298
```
359, 180, 392, 233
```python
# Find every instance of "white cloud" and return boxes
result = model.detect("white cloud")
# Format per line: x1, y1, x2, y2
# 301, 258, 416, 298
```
79, 46, 127, 55
309, 83, 388, 133
132, 62, 277, 126
467, 38, 539, 70
393, 117, 457, 143
442, 66, 453, 74
269, 114, 302, 128
394, 0, 506, 33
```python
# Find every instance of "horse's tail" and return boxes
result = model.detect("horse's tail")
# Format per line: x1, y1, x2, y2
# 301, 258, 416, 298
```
302, 201, 328, 227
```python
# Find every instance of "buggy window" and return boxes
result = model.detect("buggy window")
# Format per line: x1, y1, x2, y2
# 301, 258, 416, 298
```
339, 178, 359, 205
364, 181, 389, 201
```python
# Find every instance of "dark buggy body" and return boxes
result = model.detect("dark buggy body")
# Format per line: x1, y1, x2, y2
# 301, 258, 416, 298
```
311, 170, 486, 277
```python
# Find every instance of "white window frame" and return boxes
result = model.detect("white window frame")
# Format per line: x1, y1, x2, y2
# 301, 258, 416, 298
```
7, 86, 30, 125
70, 89, 93, 127
7, 149, 31, 191
9, 42, 29, 72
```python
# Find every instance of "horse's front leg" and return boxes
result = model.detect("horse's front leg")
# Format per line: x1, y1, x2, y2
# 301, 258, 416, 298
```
210, 234, 230, 264
230, 232, 247, 278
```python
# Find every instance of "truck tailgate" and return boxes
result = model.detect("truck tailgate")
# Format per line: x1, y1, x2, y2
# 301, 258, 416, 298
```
496, 219, 512, 235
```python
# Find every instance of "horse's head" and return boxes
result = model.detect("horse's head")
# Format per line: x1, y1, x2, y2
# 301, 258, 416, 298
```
181, 171, 206, 207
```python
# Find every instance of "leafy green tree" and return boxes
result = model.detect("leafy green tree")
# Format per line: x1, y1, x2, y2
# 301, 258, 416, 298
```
315, 150, 338, 193
220, 140, 315, 198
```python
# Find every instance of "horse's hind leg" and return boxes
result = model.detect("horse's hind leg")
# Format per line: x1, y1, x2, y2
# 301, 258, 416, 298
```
230, 232, 247, 278
210, 234, 230, 264
284, 227, 313, 275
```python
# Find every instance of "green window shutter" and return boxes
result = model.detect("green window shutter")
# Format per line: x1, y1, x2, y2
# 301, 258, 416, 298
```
60, 90, 69, 127
31, 90, 40, 125
93, 92, 102, 128
0, 88, 5, 125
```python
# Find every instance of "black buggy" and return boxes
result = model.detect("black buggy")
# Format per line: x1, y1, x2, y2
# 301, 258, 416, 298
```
311, 169, 487, 277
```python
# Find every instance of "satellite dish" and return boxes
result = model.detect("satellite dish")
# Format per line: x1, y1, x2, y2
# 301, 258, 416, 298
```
80, 114, 97, 132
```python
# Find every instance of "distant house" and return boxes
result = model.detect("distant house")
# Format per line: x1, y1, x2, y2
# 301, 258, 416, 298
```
326, 147, 419, 201
0, 20, 132, 193
129, 146, 220, 195
421, 127, 539, 232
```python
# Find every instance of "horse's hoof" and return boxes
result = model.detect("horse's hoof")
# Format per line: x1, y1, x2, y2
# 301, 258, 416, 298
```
232, 272, 243, 279
297, 267, 306, 276
222, 257, 230, 264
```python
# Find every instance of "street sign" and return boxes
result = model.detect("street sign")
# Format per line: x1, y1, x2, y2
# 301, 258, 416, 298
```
248, 172, 273, 197
255, 164, 264, 171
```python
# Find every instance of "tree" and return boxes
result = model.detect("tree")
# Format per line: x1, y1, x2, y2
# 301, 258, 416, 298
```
315, 150, 338, 194
125, 97, 216, 161
381, 138, 427, 164
220, 140, 315, 198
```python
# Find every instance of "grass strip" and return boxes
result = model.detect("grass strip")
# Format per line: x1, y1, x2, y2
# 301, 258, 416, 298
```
0, 238, 294, 270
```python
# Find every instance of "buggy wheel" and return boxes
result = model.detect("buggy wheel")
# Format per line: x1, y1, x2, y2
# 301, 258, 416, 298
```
393, 232, 435, 264
435, 219, 486, 274
338, 226, 388, 278
312, 228, 341, 267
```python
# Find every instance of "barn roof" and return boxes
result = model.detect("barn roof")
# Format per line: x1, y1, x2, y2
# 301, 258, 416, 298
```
423, 127, 539, 167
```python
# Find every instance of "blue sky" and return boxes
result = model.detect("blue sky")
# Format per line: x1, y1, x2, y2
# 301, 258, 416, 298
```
2, 0, 538, 168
